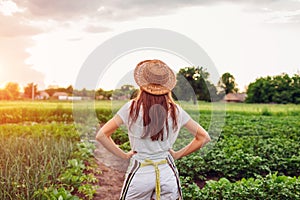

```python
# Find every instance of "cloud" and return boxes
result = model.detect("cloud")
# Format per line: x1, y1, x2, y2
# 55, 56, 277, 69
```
13, 0, 188, 20
10, 0, 300, 27
0, 14, 42, 37
16, 0, 101, 19
0, 2, 45, 87
83, 25, 112, 33
10, 0, 229, 25
255, 0, 300, 12
0, 36, 45, 88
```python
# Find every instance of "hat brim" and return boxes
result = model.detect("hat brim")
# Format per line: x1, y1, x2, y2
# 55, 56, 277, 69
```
141, 84, 170, 95
134, 61, 176, 95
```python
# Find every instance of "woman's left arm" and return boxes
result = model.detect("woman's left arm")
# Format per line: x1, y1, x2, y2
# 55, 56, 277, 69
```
169, 119, 211, 160
96, 115, 135, 160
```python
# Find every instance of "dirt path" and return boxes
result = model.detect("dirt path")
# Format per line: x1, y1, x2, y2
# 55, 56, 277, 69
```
94, 161, 125, 200
93, 145, 129, 200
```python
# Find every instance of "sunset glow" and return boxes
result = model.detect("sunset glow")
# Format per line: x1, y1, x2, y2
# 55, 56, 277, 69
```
0, 0, 23, 16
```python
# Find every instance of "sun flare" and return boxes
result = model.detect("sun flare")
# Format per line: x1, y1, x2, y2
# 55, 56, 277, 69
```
0, 0, 24, 16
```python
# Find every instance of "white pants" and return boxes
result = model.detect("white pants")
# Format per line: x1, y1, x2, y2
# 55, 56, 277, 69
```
120, 155, 182, 200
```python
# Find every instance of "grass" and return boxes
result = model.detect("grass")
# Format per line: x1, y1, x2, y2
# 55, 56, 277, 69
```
1, 99, 299, 113
0, 126, 78, 199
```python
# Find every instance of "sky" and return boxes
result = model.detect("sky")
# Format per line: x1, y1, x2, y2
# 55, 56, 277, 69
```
0, 0, 300, 92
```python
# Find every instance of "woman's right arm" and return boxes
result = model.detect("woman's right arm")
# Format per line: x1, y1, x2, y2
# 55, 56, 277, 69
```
169, 119, 211, 160
96, 115, 135, 160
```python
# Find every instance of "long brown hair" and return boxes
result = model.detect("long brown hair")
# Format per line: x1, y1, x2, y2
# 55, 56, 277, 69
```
129, 90, 178, 141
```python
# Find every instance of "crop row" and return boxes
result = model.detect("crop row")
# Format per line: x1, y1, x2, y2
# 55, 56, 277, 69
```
181, 173, 300, 200
1, 100, 300, 124
112, 112, 300, 181
111, 113, 300, 181
0, 107, 112, 124
176, 113, 300, 180
0, 123, 99, 200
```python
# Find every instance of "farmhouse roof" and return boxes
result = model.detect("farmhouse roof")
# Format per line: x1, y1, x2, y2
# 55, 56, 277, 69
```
224, 93, 246, 102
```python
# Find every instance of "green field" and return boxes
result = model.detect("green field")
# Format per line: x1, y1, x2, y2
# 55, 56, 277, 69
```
0, 101, 100, 200
0, 100, 299, 199
2, 100, 300, 114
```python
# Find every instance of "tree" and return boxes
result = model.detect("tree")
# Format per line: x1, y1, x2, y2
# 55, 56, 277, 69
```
24, 83, 38, 99
46, 86, 74, 97
218, 72, 238, 94
130, 89, 139, 99
96, 88, 113, 100
271, 74, 292, 104
5, 82, 20, 100
246, 73, 299, 104
172, 75, 189, 101
291, 74, 300, 104
246, 78, 265, 103
66, 85, 73, 94
0, 89, 8, 100
112, 84, 136, 100
174, 66, 218, 103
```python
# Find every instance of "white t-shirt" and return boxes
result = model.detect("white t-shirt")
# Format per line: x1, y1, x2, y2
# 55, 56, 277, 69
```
117, 100, 191, 161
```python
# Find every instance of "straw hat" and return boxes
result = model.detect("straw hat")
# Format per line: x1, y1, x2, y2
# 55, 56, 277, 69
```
134, 59, 176, 95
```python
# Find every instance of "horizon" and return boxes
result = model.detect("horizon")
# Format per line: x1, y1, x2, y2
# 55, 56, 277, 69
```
1, 69, 299, 94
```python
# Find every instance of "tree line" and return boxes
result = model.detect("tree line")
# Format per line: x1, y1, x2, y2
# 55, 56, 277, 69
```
0, 67, 299, 104
175, 67, 300, 104
246, 73, 300, 104
0, 82, 134, 101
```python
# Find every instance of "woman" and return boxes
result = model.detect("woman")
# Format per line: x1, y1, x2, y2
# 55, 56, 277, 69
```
96, 59, 211, 200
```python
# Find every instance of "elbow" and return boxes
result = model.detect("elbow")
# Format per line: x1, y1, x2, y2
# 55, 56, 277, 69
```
206, 134, 211, 143
200, 134, 211, 145
95, 130, 106, 143
203, 130, 211, 144
195, 132, 211, 146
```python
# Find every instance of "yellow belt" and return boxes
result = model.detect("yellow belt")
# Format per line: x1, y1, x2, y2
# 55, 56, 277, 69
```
140, 159, 168, 200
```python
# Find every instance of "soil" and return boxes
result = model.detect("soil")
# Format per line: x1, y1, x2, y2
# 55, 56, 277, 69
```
93, 145, 129, 200
94, 161, 125, 200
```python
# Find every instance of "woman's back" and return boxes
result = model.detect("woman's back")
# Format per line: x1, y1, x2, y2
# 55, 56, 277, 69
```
117, 99, 190, 161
